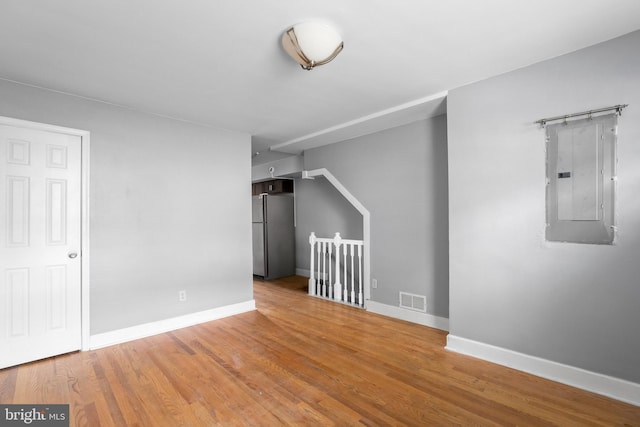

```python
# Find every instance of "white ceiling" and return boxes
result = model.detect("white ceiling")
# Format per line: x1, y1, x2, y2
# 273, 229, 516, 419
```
1, 1, 640, 165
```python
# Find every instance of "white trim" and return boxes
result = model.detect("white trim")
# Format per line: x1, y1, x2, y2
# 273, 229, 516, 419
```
296, 268, 310, 278
0, 115, 91, 351
303, 168, 371, 302
297, 268, 332, 281
366, 300, 449, 331
90, 300, 256, 350
271, 91, 448, 153
445, 335, 640, 407
81, 131, 91, 351
0, 115, 89, 137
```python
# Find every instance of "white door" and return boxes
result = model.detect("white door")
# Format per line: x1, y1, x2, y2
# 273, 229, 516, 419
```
0, 124, 82, 368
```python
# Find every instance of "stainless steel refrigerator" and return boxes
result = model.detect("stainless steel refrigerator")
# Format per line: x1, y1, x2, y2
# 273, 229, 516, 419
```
252, 194, 295, 279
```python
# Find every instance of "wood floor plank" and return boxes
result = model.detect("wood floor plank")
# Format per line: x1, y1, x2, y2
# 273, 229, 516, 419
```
0, 366, 17, 403
232, 312, 500, 425
53, 354, 91, 427
192, 319, 363, 425
1, 275, 639, 426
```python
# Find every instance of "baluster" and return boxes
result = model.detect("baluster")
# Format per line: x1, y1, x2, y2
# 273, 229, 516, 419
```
357, 244, 363, 306
308, 234, 364, 309
316, 238, 322, 296
333, 233, 342, 301
350, 243, 355, 304
321, 242, 326, 297
308, 233, 316, 296
328, 240, 333, 299
343, 239, 348, 302
325, 242, 329, 297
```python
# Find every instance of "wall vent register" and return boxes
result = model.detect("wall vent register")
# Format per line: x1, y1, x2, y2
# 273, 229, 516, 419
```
399, 292, 427, 312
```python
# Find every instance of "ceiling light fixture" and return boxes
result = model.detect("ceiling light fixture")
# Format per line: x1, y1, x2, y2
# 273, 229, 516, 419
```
281, 22, 343, 70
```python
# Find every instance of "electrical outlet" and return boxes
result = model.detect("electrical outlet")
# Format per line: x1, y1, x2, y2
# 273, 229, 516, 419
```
179, 290, 187, 302
372, 278, 378, 289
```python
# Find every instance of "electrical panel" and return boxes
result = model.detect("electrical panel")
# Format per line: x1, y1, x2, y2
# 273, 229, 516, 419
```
546, 114, 617, 244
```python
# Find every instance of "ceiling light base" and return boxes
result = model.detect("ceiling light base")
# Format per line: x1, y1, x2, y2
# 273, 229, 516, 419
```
281, 22, 344, 70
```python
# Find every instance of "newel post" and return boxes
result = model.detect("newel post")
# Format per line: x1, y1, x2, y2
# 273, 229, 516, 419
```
308, 232, 316, 295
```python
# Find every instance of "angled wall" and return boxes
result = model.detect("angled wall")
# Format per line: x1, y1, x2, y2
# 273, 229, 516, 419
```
303, 116, 449, 319
294, 176, 363, 274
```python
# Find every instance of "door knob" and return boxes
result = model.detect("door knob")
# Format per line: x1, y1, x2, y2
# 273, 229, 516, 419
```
68, 252, 78, 259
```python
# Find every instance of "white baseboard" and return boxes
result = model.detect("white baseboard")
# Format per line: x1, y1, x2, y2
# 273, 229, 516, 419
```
446, 335, 640, 407
297, 269, 330, 281
366, 300, 449, 331
296, 268, 310, 278
90, 300, 256, 350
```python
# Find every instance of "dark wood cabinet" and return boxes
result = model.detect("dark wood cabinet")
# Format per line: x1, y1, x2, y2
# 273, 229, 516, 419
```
251, 181, 264, 196
251, 179, 294, 196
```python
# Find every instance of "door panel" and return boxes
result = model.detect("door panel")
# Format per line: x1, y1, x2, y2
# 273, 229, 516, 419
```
0, 124, 82, 369
557, 124, 600, 221
6, 176, 30, 246
6, 268, 29, 338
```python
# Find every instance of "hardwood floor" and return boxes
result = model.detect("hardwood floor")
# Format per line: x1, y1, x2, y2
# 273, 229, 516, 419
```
1, 275, 639, 426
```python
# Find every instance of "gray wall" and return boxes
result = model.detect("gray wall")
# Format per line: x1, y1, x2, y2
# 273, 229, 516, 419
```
0, 79, 253, 335
294, 176, 363, 271
304, 116, 449, 317
447, 30, 640, 382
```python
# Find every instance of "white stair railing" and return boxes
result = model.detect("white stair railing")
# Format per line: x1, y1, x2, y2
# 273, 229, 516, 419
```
308, 232, 364, 307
